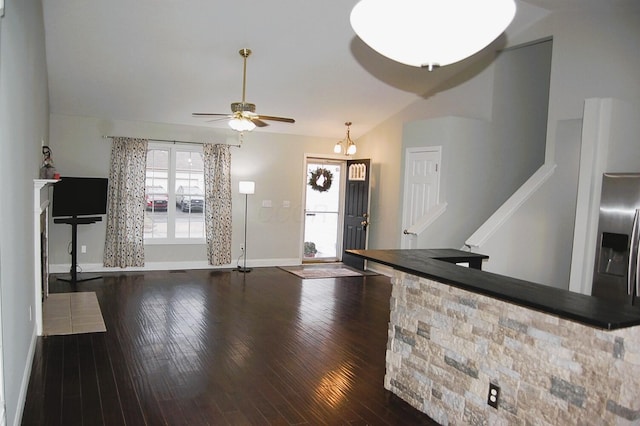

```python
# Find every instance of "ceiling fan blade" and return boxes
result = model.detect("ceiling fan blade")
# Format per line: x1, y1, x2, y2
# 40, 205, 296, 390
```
250, 118, 269, 127
257, 115, 296, 123
192, 113, 230, 117
206, 117, 233, 124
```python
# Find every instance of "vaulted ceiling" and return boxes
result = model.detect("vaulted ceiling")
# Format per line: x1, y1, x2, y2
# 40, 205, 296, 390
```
42, 0, 555, 140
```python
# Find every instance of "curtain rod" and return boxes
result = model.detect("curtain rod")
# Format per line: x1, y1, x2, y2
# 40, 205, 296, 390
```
102, 135, 241, 148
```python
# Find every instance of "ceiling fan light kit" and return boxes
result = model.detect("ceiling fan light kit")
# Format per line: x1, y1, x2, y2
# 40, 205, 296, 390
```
350, 0, 516, 70
193, 48, 295, 132
229, 117, 256, 132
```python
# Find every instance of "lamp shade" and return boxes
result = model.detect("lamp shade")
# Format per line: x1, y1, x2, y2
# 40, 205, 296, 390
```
239, 181, 255, 195
350, 0, 516, 69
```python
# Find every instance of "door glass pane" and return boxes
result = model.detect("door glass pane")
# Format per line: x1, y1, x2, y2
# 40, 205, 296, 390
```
145, 149, 169, 239
175, 150, 205, 239
304, 162, 341, 260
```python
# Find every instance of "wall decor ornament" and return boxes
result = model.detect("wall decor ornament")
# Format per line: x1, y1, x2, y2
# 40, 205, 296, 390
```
39, 145, 58, 179
309, 167, 333, 192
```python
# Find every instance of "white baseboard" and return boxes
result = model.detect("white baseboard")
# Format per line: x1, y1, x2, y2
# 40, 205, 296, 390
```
14, 326, 37, 426
49, 258, 303, 274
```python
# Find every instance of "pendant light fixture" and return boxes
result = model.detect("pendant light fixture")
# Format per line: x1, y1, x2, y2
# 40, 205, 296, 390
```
350, 0, 516, 70
334, 122, 357, 156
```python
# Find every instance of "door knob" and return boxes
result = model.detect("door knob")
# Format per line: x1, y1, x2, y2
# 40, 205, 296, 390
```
361, 212, 370, 229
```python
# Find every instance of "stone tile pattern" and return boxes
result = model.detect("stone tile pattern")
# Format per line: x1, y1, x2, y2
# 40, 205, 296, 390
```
385, 271, 640, 425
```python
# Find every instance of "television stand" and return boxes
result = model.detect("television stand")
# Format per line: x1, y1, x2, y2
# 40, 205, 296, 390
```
53, 216, 103, 285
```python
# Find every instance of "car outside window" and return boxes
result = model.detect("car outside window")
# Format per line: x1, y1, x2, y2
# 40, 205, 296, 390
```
144, 144, 205, 242
176, 185, 204, 212
145, 185, 168, 212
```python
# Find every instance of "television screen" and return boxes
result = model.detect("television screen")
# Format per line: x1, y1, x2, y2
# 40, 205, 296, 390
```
52, 177, 109, 218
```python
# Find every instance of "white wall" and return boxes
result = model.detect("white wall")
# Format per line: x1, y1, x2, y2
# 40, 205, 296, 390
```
473, 4, 640, 287
48, 114, 337, 271
480, 118, 582, 288
357, 59, 497, 249
398, 38, 551, 250
0, 0, 49, 424
491, 39, 550, 187
359, 1, 640, 289
402, 117, 494, 248
606, 100, 640, 173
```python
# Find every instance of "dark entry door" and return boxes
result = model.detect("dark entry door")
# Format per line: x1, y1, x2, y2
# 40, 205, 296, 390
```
342, 159, 370, 270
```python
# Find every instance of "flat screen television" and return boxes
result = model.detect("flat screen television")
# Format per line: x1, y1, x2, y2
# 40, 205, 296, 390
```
52, 177, 109, 218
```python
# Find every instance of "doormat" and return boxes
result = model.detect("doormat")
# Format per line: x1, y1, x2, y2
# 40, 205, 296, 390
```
43, 292, 106, 336
279, 265, 372, 279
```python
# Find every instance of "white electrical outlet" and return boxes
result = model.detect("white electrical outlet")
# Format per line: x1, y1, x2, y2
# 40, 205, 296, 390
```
81, 245, 87, 253
487, 383, 500, 408
29, 306, 32, 322
240, 243, 244, 251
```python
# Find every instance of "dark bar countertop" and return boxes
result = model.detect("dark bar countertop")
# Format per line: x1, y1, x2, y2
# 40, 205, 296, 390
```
347, 249, 640, 330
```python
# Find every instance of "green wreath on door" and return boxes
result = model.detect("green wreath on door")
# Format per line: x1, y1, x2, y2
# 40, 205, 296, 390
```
308, 167, 333, 192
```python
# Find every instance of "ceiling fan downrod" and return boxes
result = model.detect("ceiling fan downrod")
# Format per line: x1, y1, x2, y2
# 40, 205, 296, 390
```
239, 48, 251, 105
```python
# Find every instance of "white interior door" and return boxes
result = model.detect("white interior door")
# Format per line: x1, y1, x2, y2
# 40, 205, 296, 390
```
401, 147, 441, 248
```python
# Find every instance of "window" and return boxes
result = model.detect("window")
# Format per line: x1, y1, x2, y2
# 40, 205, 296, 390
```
144, 144, 205, 243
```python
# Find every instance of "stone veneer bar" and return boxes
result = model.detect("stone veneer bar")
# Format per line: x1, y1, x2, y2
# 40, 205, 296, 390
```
347, 249, 640, 424
388, 271, 639, 425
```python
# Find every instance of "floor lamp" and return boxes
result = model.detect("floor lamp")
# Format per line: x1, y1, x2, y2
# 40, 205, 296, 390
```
237, 181, 255, 273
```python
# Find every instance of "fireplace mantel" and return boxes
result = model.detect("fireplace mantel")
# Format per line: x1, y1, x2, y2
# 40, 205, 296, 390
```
33, 179, 58, 335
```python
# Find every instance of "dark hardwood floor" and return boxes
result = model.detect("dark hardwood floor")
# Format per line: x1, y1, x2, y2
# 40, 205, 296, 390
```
22, 267, 438, 425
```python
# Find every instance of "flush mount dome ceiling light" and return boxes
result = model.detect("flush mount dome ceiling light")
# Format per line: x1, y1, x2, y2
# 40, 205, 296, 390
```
350, 0, 516, 70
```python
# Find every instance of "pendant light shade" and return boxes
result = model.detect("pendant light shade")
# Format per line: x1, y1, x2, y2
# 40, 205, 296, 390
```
350, 0, 516, 69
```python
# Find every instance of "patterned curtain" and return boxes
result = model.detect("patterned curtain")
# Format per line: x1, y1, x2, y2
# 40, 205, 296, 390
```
203, 144, 232, 265
103, 137, 148, 267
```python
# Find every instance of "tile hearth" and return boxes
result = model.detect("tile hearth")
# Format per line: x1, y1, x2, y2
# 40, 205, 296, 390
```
43, 292, 106, 335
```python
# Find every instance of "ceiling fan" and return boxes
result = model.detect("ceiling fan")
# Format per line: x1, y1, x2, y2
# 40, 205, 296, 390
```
192, 48, 295, 132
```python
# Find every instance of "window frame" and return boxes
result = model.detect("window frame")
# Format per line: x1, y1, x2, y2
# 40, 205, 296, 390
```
144, 142, 206, 245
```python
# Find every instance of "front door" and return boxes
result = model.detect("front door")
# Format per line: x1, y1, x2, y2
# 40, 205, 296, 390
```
303, 159, 344, 262
342, 159, 371, 269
